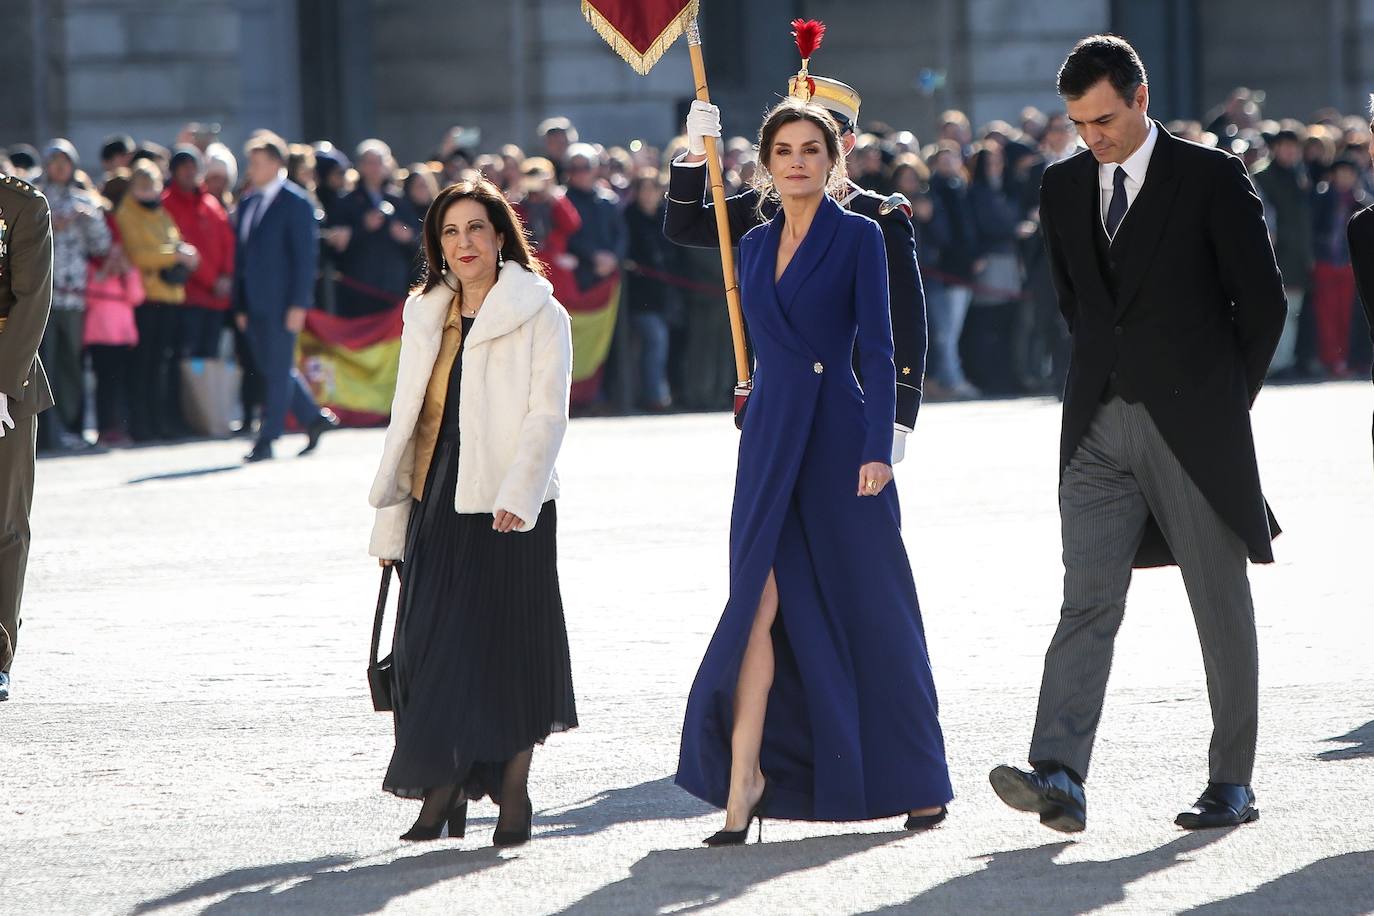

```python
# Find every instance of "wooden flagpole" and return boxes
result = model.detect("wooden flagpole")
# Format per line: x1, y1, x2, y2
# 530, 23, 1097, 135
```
686, 18, 750, 387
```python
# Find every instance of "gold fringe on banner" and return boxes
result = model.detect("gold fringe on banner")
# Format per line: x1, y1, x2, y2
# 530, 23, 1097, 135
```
580, 0, 700, 75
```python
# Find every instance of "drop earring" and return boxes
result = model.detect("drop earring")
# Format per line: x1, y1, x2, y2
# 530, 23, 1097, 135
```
441, 257, 448, 273
497, 250, 505, 268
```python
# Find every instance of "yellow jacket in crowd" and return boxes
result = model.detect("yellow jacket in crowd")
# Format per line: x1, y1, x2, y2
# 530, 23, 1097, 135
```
115, 195, 186, 304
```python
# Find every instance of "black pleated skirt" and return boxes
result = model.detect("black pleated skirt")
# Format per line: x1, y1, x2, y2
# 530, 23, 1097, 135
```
384, 439, 577, 800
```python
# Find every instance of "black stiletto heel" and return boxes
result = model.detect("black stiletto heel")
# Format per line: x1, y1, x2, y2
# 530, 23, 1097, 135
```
492, 795, 533, 847
449, 798, 469, 839
704, 782, 770, 846
400, 790, 466, 842
904, 805, 947, 831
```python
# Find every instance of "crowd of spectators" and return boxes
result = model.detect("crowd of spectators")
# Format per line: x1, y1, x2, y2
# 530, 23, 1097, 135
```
3, 85, 1371, 452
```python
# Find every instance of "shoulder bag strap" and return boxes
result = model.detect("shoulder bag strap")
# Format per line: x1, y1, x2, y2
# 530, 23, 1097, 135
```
370, 564, 398, 666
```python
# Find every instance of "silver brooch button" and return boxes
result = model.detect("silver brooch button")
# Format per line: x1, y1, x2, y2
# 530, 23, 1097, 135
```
813, 362, 823, 374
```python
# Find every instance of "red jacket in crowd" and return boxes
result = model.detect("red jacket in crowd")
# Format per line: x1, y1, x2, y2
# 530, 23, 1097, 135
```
162, 183, 235, 311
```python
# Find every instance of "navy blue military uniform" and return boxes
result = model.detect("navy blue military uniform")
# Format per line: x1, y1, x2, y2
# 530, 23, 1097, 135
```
662, 161, 927, 430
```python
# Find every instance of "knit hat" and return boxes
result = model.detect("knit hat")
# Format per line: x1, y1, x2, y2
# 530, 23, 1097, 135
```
7, 144, 40, 171
314, 145, 351, 181
44, 138, 80, 169
170, 145, 204, 173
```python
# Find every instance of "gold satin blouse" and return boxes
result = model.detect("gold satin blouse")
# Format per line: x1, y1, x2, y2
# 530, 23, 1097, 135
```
410, 293, 466, 500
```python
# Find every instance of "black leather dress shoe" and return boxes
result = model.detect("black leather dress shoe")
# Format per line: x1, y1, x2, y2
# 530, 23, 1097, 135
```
244, 441, 274, 463
0, 672, 10, 702
989, 763, 1086, 833
1175, 783, 1258, 830
299, 409, 340, 456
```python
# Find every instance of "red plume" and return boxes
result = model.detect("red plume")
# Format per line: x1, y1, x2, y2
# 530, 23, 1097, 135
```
791, 19, 825, 60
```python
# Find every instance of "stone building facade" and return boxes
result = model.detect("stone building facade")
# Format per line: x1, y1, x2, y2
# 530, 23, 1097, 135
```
4, 0, 1374, 166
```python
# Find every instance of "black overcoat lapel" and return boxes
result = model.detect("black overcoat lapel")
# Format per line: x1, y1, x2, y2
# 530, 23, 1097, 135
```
1110, 124, 1183, 317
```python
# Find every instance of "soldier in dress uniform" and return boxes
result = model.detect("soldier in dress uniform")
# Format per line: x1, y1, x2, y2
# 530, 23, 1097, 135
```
0, 171, 54, 701
663, 25, 927, 461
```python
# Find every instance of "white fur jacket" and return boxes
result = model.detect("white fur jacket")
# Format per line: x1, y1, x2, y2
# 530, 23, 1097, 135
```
368, 262, 572, 558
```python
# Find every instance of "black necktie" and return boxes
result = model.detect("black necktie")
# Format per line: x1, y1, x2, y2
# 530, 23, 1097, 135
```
1105, 167, 1128, 239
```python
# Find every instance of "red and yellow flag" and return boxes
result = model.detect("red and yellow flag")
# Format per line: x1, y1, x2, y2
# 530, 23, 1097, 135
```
581, 0, 699, 74
560, 274, 621, 408
297, 306, 404, 426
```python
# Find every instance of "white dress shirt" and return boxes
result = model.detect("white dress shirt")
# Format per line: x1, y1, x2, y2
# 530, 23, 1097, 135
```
1099, 120, 1158, 235
240, 169, 288, 243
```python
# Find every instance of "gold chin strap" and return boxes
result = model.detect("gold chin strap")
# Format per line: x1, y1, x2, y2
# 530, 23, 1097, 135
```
410, 294, 466, 500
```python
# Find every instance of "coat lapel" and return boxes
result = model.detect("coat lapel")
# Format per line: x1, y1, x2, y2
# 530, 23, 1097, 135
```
775, 195, 842, 314
463, 262, 555, 347
1062, 151, 1116, 310
242, 187, 288, 248
1109, 123, 1182, 317
748, 213, 818, 364
367, 282, 450, 509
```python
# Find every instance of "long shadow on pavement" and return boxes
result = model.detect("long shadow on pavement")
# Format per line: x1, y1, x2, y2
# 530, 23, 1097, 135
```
858, 831, 1223, 915
1178, 851, 1374, 915
193, 847, 506, 915
127, 465, 242, 485
133, 856, 357, 913
555, 830, 906, 914
1317, 720, 1374, 761
534, 776, 715, 840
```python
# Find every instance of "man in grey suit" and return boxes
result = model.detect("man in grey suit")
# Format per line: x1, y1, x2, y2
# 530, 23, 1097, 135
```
990, 36, 1287, 832
0, 170, 55, 701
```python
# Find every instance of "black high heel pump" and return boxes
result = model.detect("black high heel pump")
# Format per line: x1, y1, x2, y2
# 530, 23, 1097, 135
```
704, 782, 770, 846
904, 805, 948, 831
400, 790, 468, 842
493, 795, 533, 847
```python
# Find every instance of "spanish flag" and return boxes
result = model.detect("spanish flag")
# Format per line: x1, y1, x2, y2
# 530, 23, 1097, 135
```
297, 306, 404, 426
558, 273, 621, 408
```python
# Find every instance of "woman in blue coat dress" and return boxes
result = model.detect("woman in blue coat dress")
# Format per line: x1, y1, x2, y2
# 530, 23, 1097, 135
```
676, 99, 953, 845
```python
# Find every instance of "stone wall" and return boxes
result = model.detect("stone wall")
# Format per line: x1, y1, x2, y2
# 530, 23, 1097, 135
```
0, 0, 301, 171
6, 0, 1374, 174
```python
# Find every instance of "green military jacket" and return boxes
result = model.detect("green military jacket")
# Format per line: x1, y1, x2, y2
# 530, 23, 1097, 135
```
0, 173, 54, 417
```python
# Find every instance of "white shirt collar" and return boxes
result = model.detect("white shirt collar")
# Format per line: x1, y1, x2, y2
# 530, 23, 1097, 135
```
1100, 119, 1157, 190
256, 169, 289, 205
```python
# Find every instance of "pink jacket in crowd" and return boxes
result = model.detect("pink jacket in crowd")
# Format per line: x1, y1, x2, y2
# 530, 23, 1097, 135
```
84, 263, 144, 347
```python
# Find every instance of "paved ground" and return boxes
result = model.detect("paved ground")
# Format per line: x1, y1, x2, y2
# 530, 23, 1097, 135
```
2, 381, 1372, 915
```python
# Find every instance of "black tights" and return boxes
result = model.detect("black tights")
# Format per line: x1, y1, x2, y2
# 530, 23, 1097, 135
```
495, 749, 533, 831
412, 748, 534, 830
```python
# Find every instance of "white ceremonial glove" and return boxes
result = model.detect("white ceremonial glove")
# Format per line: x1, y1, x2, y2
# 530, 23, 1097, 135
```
892, 427, 909, 464
0, 394, 12, 439
686, 100, 722, 157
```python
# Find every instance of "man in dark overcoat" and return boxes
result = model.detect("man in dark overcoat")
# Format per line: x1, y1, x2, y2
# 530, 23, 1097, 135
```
989, 35, 1287, 833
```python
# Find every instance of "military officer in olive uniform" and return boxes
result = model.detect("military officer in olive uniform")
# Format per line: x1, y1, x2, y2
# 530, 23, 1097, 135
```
0, 171, 55, 701
663, 62, 927, 460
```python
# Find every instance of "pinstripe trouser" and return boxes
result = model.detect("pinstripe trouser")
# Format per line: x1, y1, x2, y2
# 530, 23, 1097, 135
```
1028, 397, 1258, 785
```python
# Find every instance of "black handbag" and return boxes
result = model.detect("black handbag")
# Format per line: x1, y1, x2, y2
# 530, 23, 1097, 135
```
368, 564, 399, 712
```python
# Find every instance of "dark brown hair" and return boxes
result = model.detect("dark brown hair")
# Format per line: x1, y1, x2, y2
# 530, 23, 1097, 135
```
102, 168, 133, 208
417, 177, 545, 296
752, 97, 847, 216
